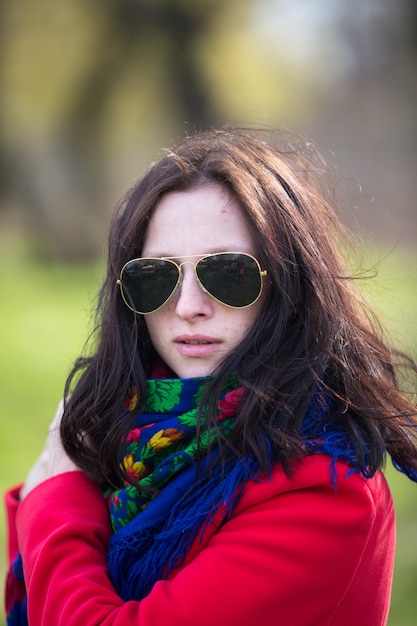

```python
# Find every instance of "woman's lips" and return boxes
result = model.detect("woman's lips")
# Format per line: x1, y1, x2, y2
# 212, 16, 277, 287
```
174, 335, 222, 357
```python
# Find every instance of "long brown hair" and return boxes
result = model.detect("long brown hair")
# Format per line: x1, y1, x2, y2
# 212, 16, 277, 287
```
61, 127, 417, 488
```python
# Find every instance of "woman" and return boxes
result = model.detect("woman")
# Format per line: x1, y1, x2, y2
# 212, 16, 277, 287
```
5, 127, 417, 625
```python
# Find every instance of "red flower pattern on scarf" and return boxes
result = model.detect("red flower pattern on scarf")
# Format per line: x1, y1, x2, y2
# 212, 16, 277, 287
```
217, 387, 245, 420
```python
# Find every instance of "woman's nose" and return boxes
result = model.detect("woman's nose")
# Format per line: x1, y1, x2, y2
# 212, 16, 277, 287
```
173, 264, 213, 320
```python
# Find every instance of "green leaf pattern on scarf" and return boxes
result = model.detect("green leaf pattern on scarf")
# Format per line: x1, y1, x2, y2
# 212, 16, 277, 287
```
145, 379, 183, 413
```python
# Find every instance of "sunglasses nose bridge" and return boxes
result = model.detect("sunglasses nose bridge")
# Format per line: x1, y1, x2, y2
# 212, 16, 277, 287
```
176, 260, 203, 290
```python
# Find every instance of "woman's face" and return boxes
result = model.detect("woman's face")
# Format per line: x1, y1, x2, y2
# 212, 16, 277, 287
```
141, 184, 264, 378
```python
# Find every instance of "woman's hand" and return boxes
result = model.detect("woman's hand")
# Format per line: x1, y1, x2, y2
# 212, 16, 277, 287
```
20, 400, 80, 500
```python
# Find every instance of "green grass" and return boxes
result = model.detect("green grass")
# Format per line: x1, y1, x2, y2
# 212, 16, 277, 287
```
0, 234, 416, 624
359, 246, 417, 626
0, 234, 104, 625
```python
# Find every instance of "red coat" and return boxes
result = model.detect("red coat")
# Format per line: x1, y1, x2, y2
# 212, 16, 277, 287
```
6, 455, 395, 626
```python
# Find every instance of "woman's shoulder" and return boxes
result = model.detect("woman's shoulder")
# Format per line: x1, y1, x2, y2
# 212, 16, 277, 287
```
201, 454, 395, 625
234, 453, 393, 518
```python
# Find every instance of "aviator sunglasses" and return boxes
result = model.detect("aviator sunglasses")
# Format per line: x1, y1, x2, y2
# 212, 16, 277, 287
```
117, 252, 267, 315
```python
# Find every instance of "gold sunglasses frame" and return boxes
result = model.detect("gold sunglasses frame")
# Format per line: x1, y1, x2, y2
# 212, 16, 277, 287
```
117, 252, 267, 315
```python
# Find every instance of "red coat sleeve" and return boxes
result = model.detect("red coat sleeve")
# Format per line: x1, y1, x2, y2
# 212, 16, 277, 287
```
12, 455, 395, 626
5, 486, 21, 566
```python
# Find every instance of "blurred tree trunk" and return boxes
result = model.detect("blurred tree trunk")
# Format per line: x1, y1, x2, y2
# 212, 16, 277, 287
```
0, 1, 14, 206
2, 0, 245, 260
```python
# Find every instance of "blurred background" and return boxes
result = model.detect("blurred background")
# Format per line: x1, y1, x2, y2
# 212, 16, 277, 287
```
0, 0, 416, 624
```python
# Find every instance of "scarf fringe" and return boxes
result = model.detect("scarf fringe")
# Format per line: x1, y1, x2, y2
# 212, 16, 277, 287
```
108, 452, 257, 600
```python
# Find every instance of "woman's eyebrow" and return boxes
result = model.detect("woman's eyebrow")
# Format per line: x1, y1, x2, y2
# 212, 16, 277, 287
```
143, 248, 254, 259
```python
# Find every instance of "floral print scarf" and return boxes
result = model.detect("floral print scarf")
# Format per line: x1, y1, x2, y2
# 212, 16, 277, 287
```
109, 373, 243, 532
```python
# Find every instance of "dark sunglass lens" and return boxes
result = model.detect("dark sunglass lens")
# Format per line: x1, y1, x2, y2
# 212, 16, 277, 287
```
122, 259, 179, 313
197, 254, 261, 307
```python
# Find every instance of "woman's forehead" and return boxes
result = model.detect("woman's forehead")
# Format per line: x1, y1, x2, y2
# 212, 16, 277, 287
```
142, 185, 257, 258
